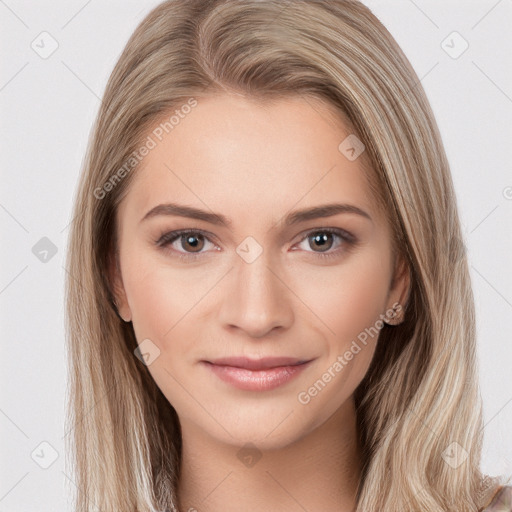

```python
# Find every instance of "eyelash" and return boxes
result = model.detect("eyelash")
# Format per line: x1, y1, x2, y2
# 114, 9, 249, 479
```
155, 228, 356, 262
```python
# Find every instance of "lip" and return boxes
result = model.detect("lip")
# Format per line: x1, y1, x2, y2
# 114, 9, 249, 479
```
201, 356, 314, 391
206, 356, 311, 370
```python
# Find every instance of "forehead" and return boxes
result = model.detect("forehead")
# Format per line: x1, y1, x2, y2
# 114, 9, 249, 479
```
119, 93, 380, 228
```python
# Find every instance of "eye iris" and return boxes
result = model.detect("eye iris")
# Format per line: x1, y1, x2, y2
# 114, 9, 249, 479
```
182, 234, 204, 252
309, 232, 333, 252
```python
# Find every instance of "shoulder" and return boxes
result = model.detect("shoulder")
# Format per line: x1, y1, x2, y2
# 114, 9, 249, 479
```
482, 485, 512, 511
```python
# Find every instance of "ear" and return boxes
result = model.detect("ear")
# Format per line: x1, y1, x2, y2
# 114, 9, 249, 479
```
385, 253, 411, 324
108, 248, 132, 323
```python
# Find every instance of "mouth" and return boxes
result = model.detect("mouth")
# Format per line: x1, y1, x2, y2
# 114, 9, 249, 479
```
201, 356, 314, 391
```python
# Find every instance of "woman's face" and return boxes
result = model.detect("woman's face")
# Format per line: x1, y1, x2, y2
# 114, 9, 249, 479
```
112, 93, 409, 449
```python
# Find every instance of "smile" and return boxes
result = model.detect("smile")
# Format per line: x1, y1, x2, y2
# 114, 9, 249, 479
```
201, 358, 314, 391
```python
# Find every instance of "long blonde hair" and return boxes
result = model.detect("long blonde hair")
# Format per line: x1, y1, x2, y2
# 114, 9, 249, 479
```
64, 1, 508, 510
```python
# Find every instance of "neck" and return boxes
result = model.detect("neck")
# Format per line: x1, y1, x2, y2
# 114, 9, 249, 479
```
177, 398, 362, 512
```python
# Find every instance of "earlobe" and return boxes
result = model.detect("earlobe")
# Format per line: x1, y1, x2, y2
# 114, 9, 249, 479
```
384, 256, 411, 326
383, 302, 404, 325
111, 297, 127, 322
396, 258, 411, 310
108, 249, 132, 323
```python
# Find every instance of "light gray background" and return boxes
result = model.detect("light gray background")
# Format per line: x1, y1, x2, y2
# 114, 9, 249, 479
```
1, 0, 511, 510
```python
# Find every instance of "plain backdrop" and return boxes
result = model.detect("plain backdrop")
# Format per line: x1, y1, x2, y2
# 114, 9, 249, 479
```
1, 0, 511, 510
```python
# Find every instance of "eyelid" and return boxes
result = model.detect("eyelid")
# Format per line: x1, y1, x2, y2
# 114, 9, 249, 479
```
155, 229, 219, 254
295, 226, 356, 245
155, 226, 356, 259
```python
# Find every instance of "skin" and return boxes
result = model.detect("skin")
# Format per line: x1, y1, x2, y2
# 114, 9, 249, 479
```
111, 93, 410, 512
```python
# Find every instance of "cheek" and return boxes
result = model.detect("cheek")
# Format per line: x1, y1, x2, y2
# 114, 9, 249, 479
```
122, 252, 224, 360
290, 255, 391, 418
292, 251, 392, 348
126, 271, 169, 336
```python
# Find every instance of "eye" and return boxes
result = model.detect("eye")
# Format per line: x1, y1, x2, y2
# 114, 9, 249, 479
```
156, 230, 218, 260
293, 228, 355, 259
155, 227, 356, 261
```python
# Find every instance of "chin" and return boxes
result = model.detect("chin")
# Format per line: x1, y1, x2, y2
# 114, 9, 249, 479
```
186, 401, 318, 450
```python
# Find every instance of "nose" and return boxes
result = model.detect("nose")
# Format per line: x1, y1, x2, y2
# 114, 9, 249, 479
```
217, 250, 294, 339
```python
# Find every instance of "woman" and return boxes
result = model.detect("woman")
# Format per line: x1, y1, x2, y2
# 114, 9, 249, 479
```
64, 0, 511, 510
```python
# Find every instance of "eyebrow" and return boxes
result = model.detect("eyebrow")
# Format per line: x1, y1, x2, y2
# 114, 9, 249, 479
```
140, 201, 372, 228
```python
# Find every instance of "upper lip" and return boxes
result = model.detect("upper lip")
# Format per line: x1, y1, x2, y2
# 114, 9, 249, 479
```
204, 356, 312, 370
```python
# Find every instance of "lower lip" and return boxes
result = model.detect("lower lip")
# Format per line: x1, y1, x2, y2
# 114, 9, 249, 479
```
202, 361, 312, 391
